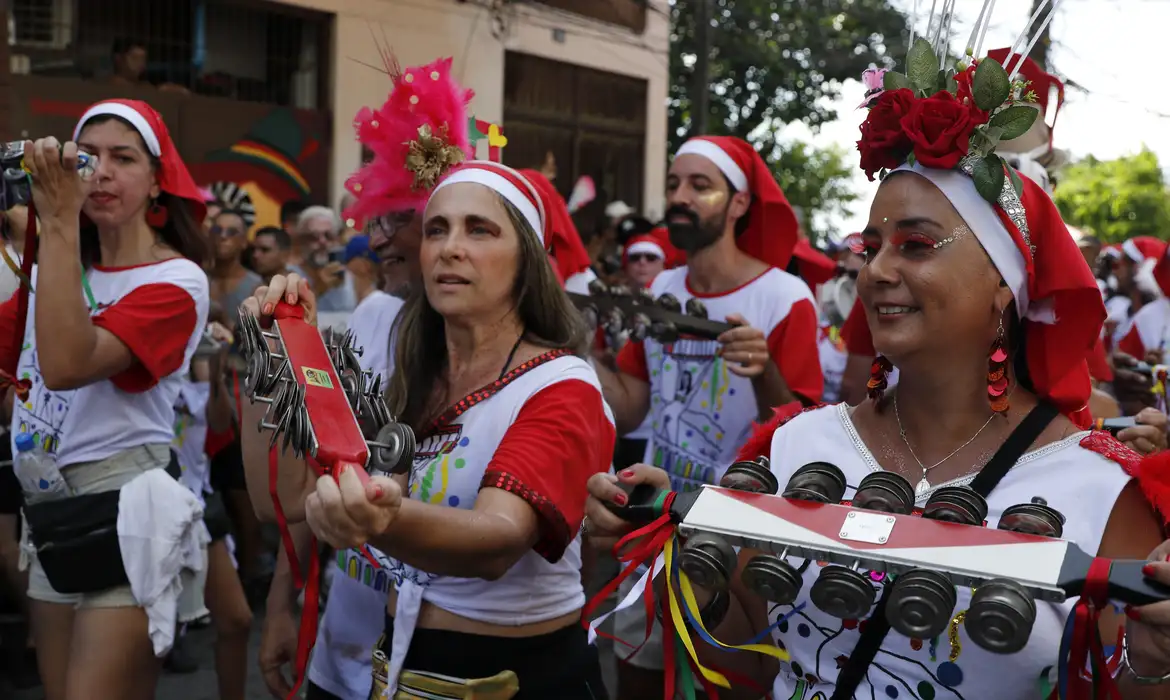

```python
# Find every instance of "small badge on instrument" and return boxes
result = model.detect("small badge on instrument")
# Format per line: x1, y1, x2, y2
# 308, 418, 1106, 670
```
302, 366, 334, 388
839, 510, 896, 545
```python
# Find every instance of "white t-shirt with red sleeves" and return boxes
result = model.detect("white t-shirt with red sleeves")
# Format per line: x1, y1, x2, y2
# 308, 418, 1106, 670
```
615, 266, 822, 492
1117, 296, 1170, 360
6, 259, 209, 467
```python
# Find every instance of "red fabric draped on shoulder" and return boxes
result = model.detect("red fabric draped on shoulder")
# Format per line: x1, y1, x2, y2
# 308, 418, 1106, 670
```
735, 401, 824, 462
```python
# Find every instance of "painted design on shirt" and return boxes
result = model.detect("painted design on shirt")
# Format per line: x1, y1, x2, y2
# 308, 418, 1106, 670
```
15, 347, 72, 457
335, 547, 394, 594
647, 338, 738, 492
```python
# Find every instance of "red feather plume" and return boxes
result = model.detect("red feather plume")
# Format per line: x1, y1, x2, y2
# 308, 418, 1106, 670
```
735, 401, 811, 463
343, 56, 474, 223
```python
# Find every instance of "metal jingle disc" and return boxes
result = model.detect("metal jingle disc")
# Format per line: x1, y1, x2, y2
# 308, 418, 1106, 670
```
741, 554, 803, 604
964, 579, 1037, 655
587, 278, 609, 296
582, 306, 600, 330
701, 590, 731, 628
343, 346, 363, 376
604, 309, 625, 336
885, 569, 958, 640
633, 287, 654, 304
809, 566, 876, 620
678, 533, 737, 591
997, 502, 1065, 538
657, 293, 682, 313
922, 486, 989, 526
369, 423, 412, 475
355, 393, 381, 440
339, 369, 362, 411
720, 460, 780, 495
685, 298, 708, 319
854, 472, 917, 515
244, 350, 267, 398
782, 462, 848, 503
651, 321, 679, 344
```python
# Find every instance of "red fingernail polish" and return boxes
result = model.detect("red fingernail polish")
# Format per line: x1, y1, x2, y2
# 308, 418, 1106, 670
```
1143, 564, 1156, 577
287, 294, 295, 304
614, 493, 628, 505
262, 303, 273, 315
1125, 605, 1143, 622
1165, 554, 1170, 562
620, 470, 634, 479
373, 485, 384, 500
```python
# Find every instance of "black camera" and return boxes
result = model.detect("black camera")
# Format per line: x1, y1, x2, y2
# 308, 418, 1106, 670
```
1, 141, 97, 212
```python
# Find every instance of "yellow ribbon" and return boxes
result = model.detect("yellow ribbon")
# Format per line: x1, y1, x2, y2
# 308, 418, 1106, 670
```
0, 243, 29, 291
664, 534, 793, 691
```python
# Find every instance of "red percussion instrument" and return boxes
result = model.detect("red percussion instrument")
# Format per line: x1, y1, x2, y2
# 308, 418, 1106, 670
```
236, 301, 416, 699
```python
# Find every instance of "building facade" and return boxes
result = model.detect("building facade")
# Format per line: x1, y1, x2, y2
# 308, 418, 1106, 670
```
3, 0, 669, 231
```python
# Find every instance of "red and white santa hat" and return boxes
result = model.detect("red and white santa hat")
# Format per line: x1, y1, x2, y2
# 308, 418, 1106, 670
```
430, 161, 548, 248
519, 168, 593, 283
623, 235, 665, 265
674, 136, 800, 269
892, 163, 1104, 427
72, 99, 207, 223
1122, 235, 1166, 265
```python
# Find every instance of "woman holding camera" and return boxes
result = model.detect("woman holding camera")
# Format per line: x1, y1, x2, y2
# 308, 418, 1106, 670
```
0, 99, 211, 700
241, 159, 613, 698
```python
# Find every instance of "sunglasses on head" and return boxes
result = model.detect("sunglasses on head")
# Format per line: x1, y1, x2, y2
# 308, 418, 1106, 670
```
210, 225, 243, 238
628, 253, 661, 264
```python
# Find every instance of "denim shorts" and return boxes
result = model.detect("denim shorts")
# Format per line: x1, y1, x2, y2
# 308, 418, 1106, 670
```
24, 443, 207, 616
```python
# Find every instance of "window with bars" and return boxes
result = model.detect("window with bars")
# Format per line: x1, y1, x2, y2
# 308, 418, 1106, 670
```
9, 0, 331, 109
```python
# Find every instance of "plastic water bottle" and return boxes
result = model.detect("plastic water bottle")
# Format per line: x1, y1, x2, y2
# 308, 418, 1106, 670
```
14, 432, 68, 503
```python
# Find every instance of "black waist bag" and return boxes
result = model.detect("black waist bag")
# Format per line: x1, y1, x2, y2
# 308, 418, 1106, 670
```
25, 490, 128, 594
23, 449, 183, 595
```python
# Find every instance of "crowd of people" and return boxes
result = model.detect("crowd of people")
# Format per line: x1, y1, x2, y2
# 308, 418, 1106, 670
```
1, 11, 1170, 700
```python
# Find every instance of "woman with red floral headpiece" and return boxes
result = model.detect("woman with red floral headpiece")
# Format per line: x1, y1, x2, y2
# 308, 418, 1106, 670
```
0, 100, 211, 700
583, 34, 1170, 699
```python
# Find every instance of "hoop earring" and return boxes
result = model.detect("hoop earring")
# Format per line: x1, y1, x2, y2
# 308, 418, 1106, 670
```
988, 315, 1010, 414
867, 355, 892, 402
146, 199, 169, 229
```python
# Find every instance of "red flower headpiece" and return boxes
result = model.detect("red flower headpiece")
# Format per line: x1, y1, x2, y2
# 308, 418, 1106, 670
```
343, 56, 474, 224
857, 40, 1043, 208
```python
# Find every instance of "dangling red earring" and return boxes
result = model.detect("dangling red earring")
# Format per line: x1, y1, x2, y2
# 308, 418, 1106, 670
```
867, 355, 892, 401
988, 316, 1010, 414
146, 199, 168, 228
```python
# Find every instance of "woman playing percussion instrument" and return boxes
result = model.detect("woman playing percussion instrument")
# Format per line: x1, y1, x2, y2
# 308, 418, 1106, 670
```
240, 159, 613, 698
584, 37, 1170, 700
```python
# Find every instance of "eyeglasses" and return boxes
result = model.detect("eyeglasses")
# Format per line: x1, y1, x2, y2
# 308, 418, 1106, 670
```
369, 211, 416, 240
210, 225, 243, 238
628, 253, 661, 264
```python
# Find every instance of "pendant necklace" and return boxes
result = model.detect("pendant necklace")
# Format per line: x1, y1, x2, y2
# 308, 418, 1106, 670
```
894, 395, 998, 497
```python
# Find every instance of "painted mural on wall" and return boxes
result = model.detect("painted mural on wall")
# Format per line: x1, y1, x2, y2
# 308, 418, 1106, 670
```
10, 76, 331, 236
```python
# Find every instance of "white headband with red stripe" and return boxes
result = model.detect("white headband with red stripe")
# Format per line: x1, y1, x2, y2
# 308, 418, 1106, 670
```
676, 139, 747, 191
73, 102, 161, 156
430, 161, 545, 245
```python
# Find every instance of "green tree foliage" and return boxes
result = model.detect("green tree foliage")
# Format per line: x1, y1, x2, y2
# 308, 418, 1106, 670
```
772, 141, 858, 242
1053, 150, 1170, 244
668, 0, 908, 232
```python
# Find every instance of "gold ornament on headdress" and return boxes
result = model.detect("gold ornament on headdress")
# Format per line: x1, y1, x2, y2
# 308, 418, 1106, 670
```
404, 124, 465, 191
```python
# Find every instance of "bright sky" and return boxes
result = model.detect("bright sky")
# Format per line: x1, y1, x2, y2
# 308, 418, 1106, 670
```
789, 0, 1170, 239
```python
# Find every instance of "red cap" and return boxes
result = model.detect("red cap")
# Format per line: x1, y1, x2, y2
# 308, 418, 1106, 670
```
74, 99, 207, 224
519, 169, 592, 282
675, 136, 800, 269
791, 238, 837, 289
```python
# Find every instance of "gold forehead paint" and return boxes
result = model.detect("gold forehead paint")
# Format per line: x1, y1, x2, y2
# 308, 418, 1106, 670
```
697, 190, 726, 207
933, 224, 970, 249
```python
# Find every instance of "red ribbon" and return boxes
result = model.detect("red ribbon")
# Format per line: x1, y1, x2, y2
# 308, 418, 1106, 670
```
1067, 557, 1121, 700
0, 201, 38, 402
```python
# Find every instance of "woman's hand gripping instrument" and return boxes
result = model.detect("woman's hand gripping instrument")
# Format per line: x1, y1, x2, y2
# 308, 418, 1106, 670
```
0, 140, 96, 211
606, 459, 1170, 654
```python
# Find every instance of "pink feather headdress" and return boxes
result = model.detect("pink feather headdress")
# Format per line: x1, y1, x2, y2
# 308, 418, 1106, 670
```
343, 56, 474, 224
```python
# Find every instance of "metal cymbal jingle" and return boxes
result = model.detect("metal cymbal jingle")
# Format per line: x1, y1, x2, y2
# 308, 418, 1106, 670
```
809, 566, 876, 620
997, 498, 1066, 538
741, 554, 802, 604
657, 293, 682, 314
719, 457, 779, 494
853, 472, 917, 515
782, 462, 848, 503
885, 569, 958, 640
685, 297, 708, 319
965, 579, 1037, 654
678, 533, 737, 591
369, 422, 416, 475
922, 486, 989, 526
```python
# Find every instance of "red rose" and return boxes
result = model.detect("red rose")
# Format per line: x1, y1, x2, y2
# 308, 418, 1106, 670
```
857, 88, 916, 181
899, 91, 978, 170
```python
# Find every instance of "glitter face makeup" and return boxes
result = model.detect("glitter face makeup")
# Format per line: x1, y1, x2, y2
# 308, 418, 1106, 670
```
931, 224, 971, 250
696, 190, 726, 208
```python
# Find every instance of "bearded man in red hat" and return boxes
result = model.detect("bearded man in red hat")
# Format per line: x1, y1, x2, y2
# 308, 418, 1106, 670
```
590, 134, 822, 697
